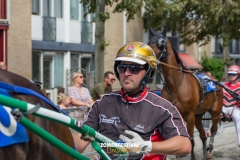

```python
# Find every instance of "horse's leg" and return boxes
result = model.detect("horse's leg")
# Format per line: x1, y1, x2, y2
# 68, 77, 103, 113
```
185, 112, 196, 160
195, 114, 207, 159
207, 112, 220, 152
204, 97, 222, 159
207, 96, 223, 153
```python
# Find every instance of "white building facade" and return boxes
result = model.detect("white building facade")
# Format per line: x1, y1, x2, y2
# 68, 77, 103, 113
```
31, 0, 95, 90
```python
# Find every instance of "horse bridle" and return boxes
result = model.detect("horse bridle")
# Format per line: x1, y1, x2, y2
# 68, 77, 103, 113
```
150, 27, 196, 103
157, 35, 168, 62
155, 36, 196, 104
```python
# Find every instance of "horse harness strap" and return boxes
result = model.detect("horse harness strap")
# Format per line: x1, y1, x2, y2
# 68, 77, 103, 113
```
159, 64, 184, 104
158, 61, 206, 111
192, 74, 207, 114
225, 105, 235, 119
229, 106, 235, 118
159, 61, 194, 74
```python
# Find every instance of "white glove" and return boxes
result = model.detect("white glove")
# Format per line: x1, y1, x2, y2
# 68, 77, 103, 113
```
119, 130, 152, 155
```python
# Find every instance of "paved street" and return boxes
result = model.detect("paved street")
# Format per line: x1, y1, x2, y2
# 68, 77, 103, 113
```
168, 122, 240, 160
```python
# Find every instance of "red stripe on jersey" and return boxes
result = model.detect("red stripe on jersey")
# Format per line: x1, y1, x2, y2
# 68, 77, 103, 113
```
223, 82, 240, 107
120, 86, 148, 102
142, 129, 166, 160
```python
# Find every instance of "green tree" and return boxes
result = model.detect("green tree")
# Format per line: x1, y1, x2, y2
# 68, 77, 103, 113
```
200, 55, 224, 81
143, 0, 240, 78
80, 0, 145, 83
81, 0, 240, 82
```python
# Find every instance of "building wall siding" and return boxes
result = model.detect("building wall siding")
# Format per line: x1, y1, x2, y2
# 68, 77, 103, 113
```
8, 0, 32, 79
104, 4, 144, 90
185, 41, 212, 62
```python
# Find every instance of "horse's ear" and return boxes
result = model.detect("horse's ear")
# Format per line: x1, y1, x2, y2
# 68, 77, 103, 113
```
150, 27, 158, 36
162, 24, 169, 37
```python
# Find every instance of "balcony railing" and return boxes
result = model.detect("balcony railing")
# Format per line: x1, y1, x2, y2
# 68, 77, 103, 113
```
81, 21, 92, 44
43, 16, 56, 41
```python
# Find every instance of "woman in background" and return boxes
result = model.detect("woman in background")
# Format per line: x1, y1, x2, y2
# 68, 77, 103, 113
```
68, 72, 94, 107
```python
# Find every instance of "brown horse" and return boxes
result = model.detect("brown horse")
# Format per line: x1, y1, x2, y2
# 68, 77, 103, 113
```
0, 69, 75, 160
148, 28, 223, 160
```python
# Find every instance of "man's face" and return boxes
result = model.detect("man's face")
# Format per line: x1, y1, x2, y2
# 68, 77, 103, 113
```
118, 61, 146, 92
228, 73, 238, 82
105, 74, 116, 86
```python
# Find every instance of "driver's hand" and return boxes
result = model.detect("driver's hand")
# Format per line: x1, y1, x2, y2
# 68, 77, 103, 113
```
119, 130, 152, 155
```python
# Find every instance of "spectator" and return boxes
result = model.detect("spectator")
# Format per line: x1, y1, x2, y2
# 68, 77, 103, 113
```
90, 71, 116, 101
0, 61, 7, 70
57, 92, 71, 109
68, 72, 94, 107
222, 65, 240, 147
76, 42, 191, 159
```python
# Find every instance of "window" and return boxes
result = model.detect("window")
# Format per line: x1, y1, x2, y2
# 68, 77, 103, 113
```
43, 0, 51, 16
81, 22, 92, 43
43, 57, 52, 89
0, 0, 7, 19
71, 53, 80, 72
70, 53, 92, 73
43, 17, 56, 41
53, 53, 64, 87
81, 5, 88, 21
32, 0, 40, 15
215, 37, 222, 54
229, 39, 239, 54
0, 30, 5, 61
54, 0, 62, 18
32, 51, 64, 89
32, 51, 41, 81
69, 53, 94, 89
91, 13, 96, 22
70, 0, 79, 20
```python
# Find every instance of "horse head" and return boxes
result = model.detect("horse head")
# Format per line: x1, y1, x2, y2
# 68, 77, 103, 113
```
148, 25, 168, 61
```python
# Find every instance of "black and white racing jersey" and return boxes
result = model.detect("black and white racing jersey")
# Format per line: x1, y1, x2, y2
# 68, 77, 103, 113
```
84, 87, 189, 160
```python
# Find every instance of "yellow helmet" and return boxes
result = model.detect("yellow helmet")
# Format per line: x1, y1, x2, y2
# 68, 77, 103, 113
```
114, 42, 159, 86
115, 42, 158, 69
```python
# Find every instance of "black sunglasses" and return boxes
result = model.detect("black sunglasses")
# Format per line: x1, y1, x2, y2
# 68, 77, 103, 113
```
228, 73, 238, 77
117, 64, 145, 75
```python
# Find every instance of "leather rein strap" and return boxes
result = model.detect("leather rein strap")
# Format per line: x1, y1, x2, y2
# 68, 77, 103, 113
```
158, 61, 205, 114
159, 61, 194, 74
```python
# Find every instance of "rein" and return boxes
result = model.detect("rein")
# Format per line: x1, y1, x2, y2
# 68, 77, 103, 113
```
159, 61, 205, 113
158, 61, 186, 104
159, 61, 194, 74
229, 106, 235, 118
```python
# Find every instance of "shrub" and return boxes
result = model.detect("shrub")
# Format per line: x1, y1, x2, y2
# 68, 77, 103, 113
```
200, 55, 224, 81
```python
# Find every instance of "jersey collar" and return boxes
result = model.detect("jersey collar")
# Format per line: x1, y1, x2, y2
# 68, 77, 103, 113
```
120, 86, 148, 102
